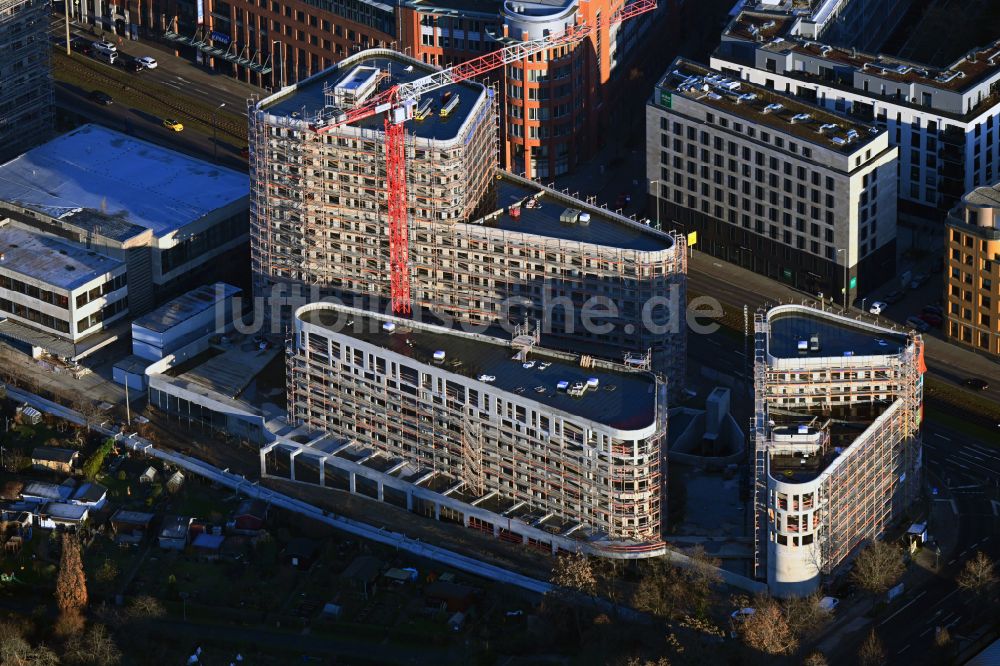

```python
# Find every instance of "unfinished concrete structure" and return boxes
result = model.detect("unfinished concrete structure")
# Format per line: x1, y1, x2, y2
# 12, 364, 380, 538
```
250, 48, 688, 393
752, 305, 924, 596
0, 0, 52, 163
282, 301, 667, 551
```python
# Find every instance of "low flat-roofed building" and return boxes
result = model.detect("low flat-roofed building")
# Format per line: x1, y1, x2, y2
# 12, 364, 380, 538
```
131, 283, 241, 362
0, 124, 249, 320
158, 515, 193, 550
30, 446, 80, 474
70, 482, 108, 509
21, 481, 73, 505
110, 509, 154, 544
752, 304, 924, 596
285, 301, 668, 547
37, 502, 88, 529
0, 224, 127, 348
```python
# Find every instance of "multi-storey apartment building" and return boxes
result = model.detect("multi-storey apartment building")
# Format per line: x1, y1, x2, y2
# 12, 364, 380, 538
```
0, 0, 52, 163
752, 304, 924, 596
647, 58, 897, 302
251, 50, 688, 393
944, 181, 1000, 355
286, 301, 668, 548
711, 10, 1000, 213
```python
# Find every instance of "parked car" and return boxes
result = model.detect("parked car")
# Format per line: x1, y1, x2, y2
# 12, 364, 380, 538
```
162, 118, 184, 132
918, 313, 942, 327
923, 305, 944, 317
119, 56, 143, 72
88, 90, 113, 105
905, 316, 930, 332
885, 290, 905, 304
869, 301, 887, 315
965, 378, 990, 391
136, 56, 158, 69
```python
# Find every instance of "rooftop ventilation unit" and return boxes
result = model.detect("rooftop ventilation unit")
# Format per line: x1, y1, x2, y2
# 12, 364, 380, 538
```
791, 113, 811, 123
819, 122, 839, 133
382, 321, 396, 333
559, 208, 581, 224
764, 103, 784, 114
831, 136, 847, 146
737, 93, 758, 103
332, 65, 381, 107
846, 129, 859, 141
433, 350, 446, 362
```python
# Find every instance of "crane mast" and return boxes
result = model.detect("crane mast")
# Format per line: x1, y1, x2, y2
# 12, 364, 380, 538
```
314, 0, 657, 314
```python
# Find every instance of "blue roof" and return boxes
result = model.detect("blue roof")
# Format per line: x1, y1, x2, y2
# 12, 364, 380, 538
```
133, 282, 240, 333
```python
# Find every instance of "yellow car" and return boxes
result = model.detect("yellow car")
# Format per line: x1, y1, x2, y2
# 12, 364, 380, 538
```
162, 118, 184, 132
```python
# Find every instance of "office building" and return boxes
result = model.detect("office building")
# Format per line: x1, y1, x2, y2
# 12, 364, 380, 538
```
284, 301, 668, 548
0, 125, 248, 358
711, 10, 1000, 213
647, 58, 897, 301
752, 304, 924, 596
251, 49, 688, 393
0, 0, 52, 162
944, 181, 1000, 355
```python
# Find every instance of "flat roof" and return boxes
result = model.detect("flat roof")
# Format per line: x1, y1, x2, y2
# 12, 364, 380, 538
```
475, 176, 674, 252
0, 125, 248, 241
22, 482, 71, 501
133, 282, 240, 333
405, 0, 500, 16
768, 310, 909, 358
0, 225, 123, 290
43, 503, 89, 520
32, 447, 78, 463
261, 53, 486, 142
299, 307, 659, 430
660, 59, 881, 154
727, 11, 1000, 95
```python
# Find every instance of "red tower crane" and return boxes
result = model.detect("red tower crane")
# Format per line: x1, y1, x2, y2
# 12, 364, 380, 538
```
315, 0, 657, 314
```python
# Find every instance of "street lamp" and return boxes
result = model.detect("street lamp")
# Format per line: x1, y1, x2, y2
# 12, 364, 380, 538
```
64, 0, 71, 55
649, 179, 662, 230
837, 248, 848, 311
212, 102, 226, 161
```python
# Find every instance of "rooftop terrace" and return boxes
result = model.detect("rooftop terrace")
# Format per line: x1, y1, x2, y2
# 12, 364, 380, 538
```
260, 52, 487, 142
299, 306, 659, 431
660, 59, 881, 154
768, 309, 909, 359
0, 224, 123, 290
727, 10, 1000, 95
0, 125, 248, 242
473, 175, 674, 252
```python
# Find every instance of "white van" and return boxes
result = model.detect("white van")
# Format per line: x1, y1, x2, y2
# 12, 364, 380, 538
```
94, 50, 117, 65
91, 40, 117, 56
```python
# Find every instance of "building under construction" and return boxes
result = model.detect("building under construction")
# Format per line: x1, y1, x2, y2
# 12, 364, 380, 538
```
281, 301, 668, 552
0, 0, 52, 163
249, 48, 688, 394
752, 305, 924, 597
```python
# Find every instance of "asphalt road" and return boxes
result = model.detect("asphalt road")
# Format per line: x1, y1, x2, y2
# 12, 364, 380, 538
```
55, 82, 249, 173
875, 420, 1000, 665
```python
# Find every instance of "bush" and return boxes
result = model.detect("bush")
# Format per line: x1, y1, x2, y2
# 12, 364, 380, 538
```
82, 439, 116, 481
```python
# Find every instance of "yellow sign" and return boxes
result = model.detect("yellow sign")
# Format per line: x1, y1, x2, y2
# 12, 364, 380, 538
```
687, 231, 698, 247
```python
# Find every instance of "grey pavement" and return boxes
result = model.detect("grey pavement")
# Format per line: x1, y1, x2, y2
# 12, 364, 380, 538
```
50, 16, 265, 112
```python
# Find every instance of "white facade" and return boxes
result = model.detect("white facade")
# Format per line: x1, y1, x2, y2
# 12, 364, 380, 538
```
0, 224, 128, 342
753, 305, 923, 596
712, 13, 1000, 210
647, 58, 898, 299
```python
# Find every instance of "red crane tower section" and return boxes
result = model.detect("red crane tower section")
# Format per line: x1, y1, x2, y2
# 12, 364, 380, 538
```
315, 0, 657, 314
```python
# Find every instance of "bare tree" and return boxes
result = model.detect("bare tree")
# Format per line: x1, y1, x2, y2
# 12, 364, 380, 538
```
55, 534, 88, 637
858, 629, 886, 666
784, 592, 833, 640
802, 652, 828, 666
125, 595, 165, 620
63, 624, 120, 666
551, 552, 597, 597
934, 625, 951, 648
956, 551, 997, 601
851, 540, 904, 598
0, 622, 60, 666
740, 596, 798, 656
631, 570, 668, 617
682, 546, 722, 617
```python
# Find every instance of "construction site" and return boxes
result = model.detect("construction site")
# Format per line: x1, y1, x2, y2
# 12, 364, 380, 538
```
277, 301, 669, 555
0, 0, 52, 163
752, 304, 925, 596
248, 42, 688, 395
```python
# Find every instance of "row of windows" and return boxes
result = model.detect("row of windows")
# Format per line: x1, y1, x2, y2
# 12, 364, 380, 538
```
0, 297, 69, 333
75, 273, 127, 308
0, 274, 69, 309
